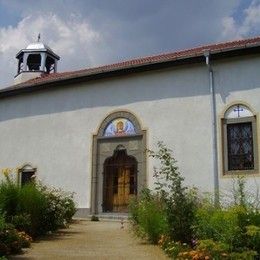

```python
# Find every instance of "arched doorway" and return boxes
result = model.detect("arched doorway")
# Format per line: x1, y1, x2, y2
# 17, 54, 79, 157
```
91, 111, 147, 214
103, 147, 137, 212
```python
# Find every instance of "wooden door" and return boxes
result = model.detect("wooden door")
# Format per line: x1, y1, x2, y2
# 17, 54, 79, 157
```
103, 150, 137, 212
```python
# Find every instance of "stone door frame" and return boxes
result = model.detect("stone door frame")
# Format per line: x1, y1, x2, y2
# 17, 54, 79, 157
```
91, 111, 147, 214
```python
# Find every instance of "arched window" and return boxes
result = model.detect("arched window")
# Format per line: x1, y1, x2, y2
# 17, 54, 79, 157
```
18, 164, 37, 186
222, 104, 258, 174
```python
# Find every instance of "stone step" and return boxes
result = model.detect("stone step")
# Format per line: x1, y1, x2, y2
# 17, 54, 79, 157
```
96, 213, 129, 221
73, 213, 129, 222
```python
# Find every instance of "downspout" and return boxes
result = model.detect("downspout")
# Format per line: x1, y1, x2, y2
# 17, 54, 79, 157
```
204, 51, 220, 206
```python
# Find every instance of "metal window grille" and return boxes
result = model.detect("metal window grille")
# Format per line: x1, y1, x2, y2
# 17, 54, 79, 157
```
227, 122, 254, 170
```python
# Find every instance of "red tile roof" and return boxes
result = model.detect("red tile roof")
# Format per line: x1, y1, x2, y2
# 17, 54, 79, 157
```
2, 36, 260, 94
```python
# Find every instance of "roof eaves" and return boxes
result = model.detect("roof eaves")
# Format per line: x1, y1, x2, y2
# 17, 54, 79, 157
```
2, 36, 260, 98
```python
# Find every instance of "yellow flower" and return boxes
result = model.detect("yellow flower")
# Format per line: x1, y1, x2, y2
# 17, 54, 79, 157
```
2, 168, 12, 176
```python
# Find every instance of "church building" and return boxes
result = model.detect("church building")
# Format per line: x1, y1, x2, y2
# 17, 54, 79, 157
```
0, 36, 259, 217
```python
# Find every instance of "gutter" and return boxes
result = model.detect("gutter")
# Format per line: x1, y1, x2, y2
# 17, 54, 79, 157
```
204, 50, 220, 206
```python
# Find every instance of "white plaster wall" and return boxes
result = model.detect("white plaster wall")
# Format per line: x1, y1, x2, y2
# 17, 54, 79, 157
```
0, 55, 259, 209
214, 55, 260, 198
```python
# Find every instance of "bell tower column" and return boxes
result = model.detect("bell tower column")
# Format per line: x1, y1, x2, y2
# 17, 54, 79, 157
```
40, 53, 46, 71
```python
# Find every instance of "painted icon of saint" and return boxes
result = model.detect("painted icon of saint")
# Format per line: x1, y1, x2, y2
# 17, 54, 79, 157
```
115, 121, 126, 136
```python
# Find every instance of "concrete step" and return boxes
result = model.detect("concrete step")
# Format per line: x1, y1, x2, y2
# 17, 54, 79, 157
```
74, 213, 130, 222
96, 213, 129, 221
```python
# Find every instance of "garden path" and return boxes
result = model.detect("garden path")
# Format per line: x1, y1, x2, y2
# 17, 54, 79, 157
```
10, 220, 169, 260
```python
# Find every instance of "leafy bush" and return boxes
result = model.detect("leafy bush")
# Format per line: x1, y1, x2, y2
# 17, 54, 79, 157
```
11, 213, 31, 232
0, 181, 19, 219
129, 189, 168, 244
91, 215, 99, 221
18, 183, 49, 237
158, 235, 189, 259
246, 225, 260, 254
194, 205, 247, 250
0, 170, 76, 238
149, 142, 199, 243
0, 214, 27, 256
40, 185, 76, 231
129, 142, 260, 259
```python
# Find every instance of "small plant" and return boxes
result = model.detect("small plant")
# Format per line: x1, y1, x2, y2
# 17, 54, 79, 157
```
91, 215, 99, 221
17, 231, 32, 248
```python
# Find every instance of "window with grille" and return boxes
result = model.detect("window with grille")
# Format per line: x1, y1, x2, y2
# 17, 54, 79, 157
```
222, 104, 258, 174
227, 122, 254, 170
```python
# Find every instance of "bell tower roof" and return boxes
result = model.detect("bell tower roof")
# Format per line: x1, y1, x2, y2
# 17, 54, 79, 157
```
16, 42, 60, 60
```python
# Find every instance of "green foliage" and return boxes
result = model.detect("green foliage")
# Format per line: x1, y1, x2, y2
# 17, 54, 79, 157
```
91, 215, 99, 221
194, 205, 247, 250
149, 141, 199, 243
158, 236, 189, 259
0, 169, 76, 257
129, 189, 168, 244
196, 239, 229, 259
232, 176, 247, 208
246, 225, 260, 253
40, 184, 76, 230
18, 183, 49, 236
0, 176, 76, 238
0, 181, 19, 219
0, 214, 25, 257
129, 142, 260, 258
11, 213, 31, 232
194, 198, 260, 255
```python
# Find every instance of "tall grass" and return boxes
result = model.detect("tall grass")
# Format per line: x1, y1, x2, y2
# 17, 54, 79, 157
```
18, 184, 48, 236
0, 181, 19, 219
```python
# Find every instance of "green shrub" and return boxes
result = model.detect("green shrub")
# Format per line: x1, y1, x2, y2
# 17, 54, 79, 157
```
39, 185, 76, 230
18, 183, 48, 237
0, 172, 76, 238
0, 181, 19, 219
194, 205, 246, 250
129, 189, 168, 244
17, 231, 32, 248
196, 239, 229, 259
149, 142, 199, 243
246, 225, 260, 254
11, 213, 31, 232
0, 214, 24, 256
91, 215, 99, 221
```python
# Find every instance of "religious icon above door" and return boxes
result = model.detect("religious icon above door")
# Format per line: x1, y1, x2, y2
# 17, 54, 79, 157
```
104, 118, 136, 137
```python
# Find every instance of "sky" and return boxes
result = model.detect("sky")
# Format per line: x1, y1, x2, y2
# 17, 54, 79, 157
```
0, 0, 260, 88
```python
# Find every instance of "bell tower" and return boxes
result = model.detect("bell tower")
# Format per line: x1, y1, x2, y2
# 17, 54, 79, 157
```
14, 35, 60, 84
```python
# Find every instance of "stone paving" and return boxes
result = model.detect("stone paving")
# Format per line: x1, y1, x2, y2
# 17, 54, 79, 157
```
10, 220, 169, 260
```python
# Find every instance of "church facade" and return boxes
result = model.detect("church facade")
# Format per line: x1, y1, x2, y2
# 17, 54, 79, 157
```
0, 37, 259, 216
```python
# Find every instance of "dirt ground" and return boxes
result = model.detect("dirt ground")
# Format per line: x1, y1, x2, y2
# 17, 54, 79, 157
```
10, 220, 169, 260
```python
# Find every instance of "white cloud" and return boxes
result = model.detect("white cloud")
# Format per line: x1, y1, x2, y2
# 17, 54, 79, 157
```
221, 0, 260, 40
0, 13, 102, 88
221, 17, 241, 40
0, 1, 259, 89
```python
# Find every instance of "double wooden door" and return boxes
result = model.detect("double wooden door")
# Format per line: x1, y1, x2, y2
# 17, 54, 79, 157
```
103, 150, 137, 212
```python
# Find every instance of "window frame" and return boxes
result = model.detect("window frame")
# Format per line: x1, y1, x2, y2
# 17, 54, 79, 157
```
222, 115, 258, 175
18, 164, 37, 186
